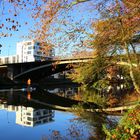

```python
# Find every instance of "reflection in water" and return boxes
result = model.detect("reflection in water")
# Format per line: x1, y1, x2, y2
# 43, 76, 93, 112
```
0, 88, 55, 127
0, 87, 93, 140
27, 90, 31, 100
47, 87, 78, 98
46, 86, 121, 139
73, 111, 120, 139
0, 104, 55, 127
16, 107, 54, 127
0, 86, 121, 139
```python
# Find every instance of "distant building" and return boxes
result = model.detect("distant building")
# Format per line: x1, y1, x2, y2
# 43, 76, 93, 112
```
0, 40, 55, 64
0, 55, 17, 64
16, 40, 55, 63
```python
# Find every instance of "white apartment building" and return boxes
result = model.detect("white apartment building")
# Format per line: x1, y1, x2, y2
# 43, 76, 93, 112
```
0, 104, 55, 127
16, 106, 54, 127
0, 40, 55, 64
16, 40, 55, 63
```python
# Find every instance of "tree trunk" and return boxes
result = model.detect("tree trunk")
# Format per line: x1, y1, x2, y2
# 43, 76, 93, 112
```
125, 43, 140, 94
130, 43, 140, 69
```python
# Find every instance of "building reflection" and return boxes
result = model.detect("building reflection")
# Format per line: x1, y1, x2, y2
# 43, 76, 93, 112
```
0, 104, 55, 127
0, 86, 79, 127
48, 87, 78, 98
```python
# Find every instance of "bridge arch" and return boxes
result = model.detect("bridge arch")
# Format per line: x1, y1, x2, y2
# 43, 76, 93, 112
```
13, 58, 92, 81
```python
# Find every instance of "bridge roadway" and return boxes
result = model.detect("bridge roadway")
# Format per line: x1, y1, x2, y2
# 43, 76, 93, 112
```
0, 58, 93, 81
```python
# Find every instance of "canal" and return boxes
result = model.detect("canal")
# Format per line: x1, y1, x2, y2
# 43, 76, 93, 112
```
0, 85, 120, 140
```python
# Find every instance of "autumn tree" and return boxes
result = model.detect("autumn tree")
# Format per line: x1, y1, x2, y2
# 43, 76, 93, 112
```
0, 0, 94, 55
67, 0, 140, 99
1, 0, 139, 93
0, 0, 70, 57
90, 0, 140, 93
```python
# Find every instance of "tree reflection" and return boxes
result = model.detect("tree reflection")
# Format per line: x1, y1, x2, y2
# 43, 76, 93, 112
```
72, 110, 119, 139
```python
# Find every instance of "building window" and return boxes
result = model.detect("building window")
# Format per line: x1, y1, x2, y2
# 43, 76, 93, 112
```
35, 121, 41, 124
36, 42, 40, 46
27, 117, 33, 121
26, 42, 32, 45
36, 111, 41, 115
43, 119, 48, 123
5, 57, 9, 63
34, 56, 40, 61
43, 110, 48, 114
27, 51, 32, 54
36, 51, 42, 55
12, 57, 16, 63
26, 122, 31, 125
26, 112, 31, 116
28, 46, 32, 50
33, 118, 37, 121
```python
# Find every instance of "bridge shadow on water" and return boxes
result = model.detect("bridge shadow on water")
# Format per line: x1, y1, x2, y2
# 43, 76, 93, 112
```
0, 86, 100, 111
33, 87, 100, 110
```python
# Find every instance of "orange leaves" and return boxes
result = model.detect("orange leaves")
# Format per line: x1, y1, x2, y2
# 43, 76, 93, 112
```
4, 17, 21, 32
38, 42, 54, 56
92, 2, 139, 49
0, 1, 29, 37
90, 1, 140, 57
12, 25, 16, 30
123, 0, 140, 29
123, 0, 140, 8
1, 0, 42, 38
31, 0, 63, 42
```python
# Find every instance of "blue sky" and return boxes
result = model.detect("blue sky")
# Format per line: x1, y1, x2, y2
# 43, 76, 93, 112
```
0, 1, 96, 57
0, 1, 36, 56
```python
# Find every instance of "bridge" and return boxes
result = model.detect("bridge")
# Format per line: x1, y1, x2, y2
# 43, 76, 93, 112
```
0, 58, 93, 81
0, 56, 137, 82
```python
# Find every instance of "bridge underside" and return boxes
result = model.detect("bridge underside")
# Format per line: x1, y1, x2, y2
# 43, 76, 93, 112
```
1, 58, 92, 82
14, 63, 72, 82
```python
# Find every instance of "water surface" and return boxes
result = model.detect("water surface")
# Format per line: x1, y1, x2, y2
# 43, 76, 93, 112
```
0, 88, 91, 140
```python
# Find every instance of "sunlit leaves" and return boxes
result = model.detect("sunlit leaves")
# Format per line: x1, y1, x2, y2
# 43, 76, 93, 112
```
90, 0, 140, 93
104, 105, 140, 139
32, 0, 63, 42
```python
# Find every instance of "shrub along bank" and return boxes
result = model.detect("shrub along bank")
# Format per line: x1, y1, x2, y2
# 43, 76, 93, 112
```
103, 105, 140, 140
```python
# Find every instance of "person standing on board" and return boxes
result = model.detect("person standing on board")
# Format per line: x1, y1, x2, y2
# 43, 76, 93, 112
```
27, 78, 31, 89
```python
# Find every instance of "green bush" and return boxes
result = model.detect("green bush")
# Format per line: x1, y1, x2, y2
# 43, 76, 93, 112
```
103, 105, 140, 140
